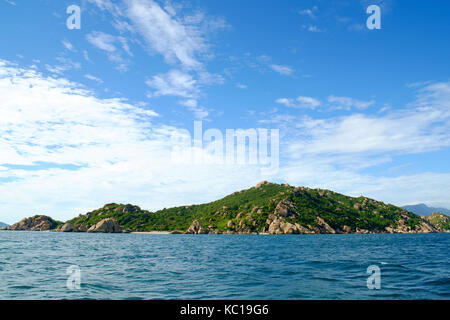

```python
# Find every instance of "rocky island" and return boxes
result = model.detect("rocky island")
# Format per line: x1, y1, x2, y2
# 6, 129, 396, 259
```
3, 182, 450, 234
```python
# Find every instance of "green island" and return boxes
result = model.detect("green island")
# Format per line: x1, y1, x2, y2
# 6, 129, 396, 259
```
3, 181, 450, 234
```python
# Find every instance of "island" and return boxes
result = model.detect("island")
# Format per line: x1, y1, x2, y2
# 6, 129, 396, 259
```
3, 182, 450, 234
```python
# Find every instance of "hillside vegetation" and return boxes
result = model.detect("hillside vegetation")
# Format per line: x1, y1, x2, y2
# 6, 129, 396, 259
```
63, 182, 444, 234
5, 182, 448, 234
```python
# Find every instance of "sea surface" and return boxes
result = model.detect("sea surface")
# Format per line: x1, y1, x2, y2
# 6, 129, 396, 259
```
0, 231, 448, 300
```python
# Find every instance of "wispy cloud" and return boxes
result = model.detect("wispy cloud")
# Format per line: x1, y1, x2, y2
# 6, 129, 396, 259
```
302, 25, 323, 33
328, 95, 375, 110
271, 64, 294, 76
4, 0, 16, 6
299, 6, 318, 19
146, 69, 198, 98
45, 57, 81, 75
62, 40, 76, 52
86, 31, 132, 71
276, 96, 321, 109
125, 0, 207, 70
84, 74, 104, 84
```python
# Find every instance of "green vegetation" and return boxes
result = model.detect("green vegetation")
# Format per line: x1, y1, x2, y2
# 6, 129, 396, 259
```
427, 212, 450, 231
66, 182, 432, 233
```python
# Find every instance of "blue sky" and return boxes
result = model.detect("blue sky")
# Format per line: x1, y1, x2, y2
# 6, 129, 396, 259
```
0, 0, 449, 223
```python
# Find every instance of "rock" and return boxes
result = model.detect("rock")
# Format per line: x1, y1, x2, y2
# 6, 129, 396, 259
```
356, 228, 370, 234
274, 198, 296, 217
227, 220, 234, 228
75, 225, 88, 232
236, 212, 243, 219
267, 218, 284, 234
280, 222, 298, 234
255, 181, 270, 189
8, 215, 60, 231
87, 218, 122, 233
185, 220, 208, 234
342, 225, 352, 234
294, 223, 315, 234
114, 204, 140, 214
316, 217, 336, 234
58, 223, 76, 232
170, 230, 184, 234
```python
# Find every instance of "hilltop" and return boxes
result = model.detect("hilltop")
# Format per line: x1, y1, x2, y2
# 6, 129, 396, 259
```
402, 203, 450, 216
0, 221, 9, 229
4, 182, 449, 234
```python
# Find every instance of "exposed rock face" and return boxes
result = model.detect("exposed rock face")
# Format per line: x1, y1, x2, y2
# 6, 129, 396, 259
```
417, 220, 437, 233
58, 223, 76, 232
8, 215, 59, 231
87, 218, 122, 233
185, 220, 208, 234
114, 204, 140, 214
255, 181, 270, 189
316, 217, 336, 234
266, 216, 315, 234
384, 215, 438, 234
274, 198, 296, 217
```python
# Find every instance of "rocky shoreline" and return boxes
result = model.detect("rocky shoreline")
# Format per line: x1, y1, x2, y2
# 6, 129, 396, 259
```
2, 215, 448, 235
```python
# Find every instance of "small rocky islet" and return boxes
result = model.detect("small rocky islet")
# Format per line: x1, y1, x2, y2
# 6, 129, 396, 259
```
2, 182, 450, 234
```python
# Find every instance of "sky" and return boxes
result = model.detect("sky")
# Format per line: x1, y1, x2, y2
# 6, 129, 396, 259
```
0, 0, 449, 223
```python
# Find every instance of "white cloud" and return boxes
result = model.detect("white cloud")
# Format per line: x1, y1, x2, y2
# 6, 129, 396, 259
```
328, 95, 375, 110
303, 25, 323, 32
1, 60, 450, 223
84, 74, 103, 84
299, 6, 318, 19
125, 0, 207, 70
146, 69, 198, 98
62, 40, 75, 52
86, 31, 117, 52
271, 64, 294, 76
0, 60, 274, 224
86, 31, 132, 71
45, 57, 81, 75
0, 60, 261, 223
276, 96, 321, 109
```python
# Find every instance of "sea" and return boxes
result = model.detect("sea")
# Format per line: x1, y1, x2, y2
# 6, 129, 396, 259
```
0, 231, 448, 300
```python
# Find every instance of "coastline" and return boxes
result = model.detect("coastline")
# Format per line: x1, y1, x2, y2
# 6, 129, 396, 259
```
130, 231, 171, 235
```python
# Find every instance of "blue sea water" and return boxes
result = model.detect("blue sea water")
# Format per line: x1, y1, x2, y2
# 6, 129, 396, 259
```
0, 231, 448, 300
